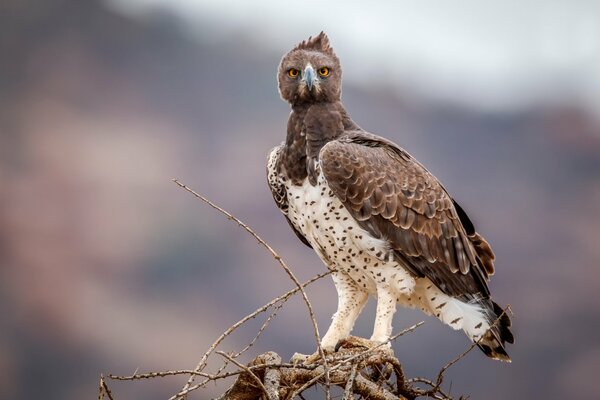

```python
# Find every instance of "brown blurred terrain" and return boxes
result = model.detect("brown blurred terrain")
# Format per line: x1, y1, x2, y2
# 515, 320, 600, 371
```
1, 1, 600, 399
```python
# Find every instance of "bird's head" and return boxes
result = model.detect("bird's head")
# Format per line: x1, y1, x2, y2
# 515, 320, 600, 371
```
278, 32, 342, 106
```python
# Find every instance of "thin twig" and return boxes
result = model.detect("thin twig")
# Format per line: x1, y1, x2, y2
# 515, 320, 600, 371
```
433, 305, 512, 390
99, 375, 115, 400
343, 363, 357, 400
173, 178, 329, 396
234, 301, 284, 359
167, 272, 330, 399
216, 351, 270, 398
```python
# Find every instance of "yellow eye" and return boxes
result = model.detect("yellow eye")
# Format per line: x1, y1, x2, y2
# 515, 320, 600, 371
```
318, 67, 330, 77
288, 68, 299, 78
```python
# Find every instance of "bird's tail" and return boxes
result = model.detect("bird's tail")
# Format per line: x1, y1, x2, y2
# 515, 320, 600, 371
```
473, 300, 514, 362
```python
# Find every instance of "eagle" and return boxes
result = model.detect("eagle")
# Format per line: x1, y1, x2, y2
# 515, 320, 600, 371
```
267, 32, 513, 361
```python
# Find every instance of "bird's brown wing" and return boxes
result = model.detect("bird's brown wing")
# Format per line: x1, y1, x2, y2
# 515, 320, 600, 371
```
319, 131, 494, 298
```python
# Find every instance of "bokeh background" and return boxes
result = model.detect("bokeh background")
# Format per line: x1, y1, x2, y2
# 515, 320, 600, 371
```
2, 0, 600, 399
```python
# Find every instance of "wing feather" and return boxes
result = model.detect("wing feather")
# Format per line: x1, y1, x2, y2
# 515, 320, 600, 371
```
320, 132, 495, 297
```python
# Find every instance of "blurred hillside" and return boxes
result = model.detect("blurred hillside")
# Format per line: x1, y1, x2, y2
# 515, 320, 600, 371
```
1, 1, 599, 399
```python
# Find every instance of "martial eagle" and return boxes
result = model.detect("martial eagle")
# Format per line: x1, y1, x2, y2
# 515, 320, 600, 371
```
267, 32, 513, 361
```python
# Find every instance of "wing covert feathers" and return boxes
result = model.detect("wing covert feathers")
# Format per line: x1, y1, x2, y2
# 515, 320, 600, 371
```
319, 132, 494, 297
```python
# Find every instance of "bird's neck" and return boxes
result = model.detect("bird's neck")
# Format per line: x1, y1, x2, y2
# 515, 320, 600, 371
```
281, 101, 358, 185
285, 101, 356, 145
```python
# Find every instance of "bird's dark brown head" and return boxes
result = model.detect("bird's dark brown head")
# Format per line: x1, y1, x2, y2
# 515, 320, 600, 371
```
278, 32, 342, 106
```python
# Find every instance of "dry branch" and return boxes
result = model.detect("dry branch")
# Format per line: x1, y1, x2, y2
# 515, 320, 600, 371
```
172, 179, 330, 397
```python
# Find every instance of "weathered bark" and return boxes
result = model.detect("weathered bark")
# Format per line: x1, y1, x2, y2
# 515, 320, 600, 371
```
222, 349, 410, 400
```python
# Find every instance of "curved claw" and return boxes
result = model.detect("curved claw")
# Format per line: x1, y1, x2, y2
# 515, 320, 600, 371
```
290, 348, 334, 365
334, 335, 393, 354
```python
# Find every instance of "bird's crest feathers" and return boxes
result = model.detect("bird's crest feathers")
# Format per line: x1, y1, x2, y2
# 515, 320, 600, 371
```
293, 31, 334, 55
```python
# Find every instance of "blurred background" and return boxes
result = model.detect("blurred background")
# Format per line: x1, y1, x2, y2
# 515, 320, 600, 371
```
1, 0, 599, 398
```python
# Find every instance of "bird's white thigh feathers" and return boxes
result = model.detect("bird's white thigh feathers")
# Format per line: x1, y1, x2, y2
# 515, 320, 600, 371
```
405, 279, 490, 341
321, 272, 368, 350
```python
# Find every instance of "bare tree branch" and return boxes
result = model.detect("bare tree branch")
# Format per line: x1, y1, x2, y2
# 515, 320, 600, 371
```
172, 178, 330, 396
100, 182, 495, 400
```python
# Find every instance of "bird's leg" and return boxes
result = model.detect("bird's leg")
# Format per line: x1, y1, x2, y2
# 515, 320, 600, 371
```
335, 285, 396, 356
292, 273, 367, 364
321, 273, 368, 350
370, 285, 397, 345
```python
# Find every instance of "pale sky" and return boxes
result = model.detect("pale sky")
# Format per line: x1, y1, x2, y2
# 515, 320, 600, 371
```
107, 0, 600, 115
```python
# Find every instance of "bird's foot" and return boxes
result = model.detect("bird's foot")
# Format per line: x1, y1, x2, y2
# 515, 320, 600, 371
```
290, 347, 334, 365
334, 335, 394, 356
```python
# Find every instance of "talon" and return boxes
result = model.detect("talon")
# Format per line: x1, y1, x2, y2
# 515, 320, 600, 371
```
290, 352, 310, 365
334, 336, 395, 355
290, 349, 327, 365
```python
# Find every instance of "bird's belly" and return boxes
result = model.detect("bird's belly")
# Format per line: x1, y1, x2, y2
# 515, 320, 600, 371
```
286, 176, 415, 295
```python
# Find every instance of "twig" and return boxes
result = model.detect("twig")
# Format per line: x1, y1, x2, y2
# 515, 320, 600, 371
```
343, 363, 357, 400
234, 300, 284, 359
110, 370, 213, 380
173, 178, 330, 396
216, 351, 270, 398
167, 272, 330, 399
99, 375, 115, 400
433, 305, 512, 390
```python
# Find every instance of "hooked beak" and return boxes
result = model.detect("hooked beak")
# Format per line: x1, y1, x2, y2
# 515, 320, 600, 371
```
303, 65, 316, 91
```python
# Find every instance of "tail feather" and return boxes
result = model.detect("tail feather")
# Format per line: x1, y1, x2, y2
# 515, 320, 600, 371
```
476, 300, 514, 362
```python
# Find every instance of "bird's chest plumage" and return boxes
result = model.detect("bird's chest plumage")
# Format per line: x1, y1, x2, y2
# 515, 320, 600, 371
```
282, 170, 414, 295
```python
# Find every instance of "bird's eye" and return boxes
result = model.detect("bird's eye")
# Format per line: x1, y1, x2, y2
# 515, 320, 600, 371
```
318, 67, 330, 77
288, 68, 300, 78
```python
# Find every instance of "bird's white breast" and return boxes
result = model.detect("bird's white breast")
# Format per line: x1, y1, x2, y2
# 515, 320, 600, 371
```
284, 170, 415, 296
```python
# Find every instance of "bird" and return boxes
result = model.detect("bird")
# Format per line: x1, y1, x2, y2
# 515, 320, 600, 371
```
267, 32, 513, 361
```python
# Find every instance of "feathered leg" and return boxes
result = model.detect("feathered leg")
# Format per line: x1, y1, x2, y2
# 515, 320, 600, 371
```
370, 285, 396, 344
321, 272, 368, 350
